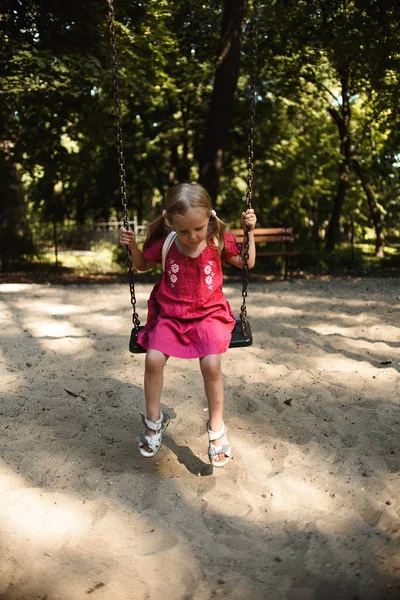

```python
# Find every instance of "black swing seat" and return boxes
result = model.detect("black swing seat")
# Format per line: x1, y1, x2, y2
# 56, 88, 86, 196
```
229, 319, 253, 348
129, 326, 146, 353
129, 319, 252, 353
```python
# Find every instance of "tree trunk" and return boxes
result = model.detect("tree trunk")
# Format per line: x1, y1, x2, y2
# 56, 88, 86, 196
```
166, 95, 190, 184
325, 75, 352, 252
169, 145, 179, 184
352, 158, 385, 257
75, 186, 86, 225
0, 152, 33, 270
53, 219, 59, 268
135, 176, 144, 224
325, 169, 350, 252
309, 194, 321, 250
199, 0, 246, 201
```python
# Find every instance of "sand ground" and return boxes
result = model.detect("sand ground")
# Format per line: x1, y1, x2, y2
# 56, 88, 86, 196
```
0, 277, 399, 600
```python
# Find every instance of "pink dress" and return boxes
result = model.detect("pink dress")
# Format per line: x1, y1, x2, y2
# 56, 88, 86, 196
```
137, 232, 240, 358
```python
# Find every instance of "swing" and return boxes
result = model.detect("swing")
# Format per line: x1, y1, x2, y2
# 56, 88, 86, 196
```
106, 0, 259, 354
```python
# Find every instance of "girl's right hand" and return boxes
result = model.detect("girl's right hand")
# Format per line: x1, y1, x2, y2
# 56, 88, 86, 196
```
119, 228, 136, 248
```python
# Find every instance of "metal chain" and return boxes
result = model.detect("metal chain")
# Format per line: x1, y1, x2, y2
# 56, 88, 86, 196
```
240, 0, 260, 329
107, 0, 258, 335
106, 0, 140, 333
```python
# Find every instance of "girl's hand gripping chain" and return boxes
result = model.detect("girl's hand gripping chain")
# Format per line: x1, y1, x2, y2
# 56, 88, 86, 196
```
241, 208, 257, 231
119, 228, 151, 272
119, 228, 136, 250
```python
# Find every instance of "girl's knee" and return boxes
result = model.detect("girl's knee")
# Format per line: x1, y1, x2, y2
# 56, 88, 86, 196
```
145, 350, 168, 374
200, 355, 222, 380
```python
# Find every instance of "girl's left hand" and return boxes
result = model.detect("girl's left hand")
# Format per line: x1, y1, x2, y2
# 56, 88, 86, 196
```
241, 208, 257, 231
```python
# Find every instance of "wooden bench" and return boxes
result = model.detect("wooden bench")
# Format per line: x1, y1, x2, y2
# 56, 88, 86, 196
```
230, 227, 300, 280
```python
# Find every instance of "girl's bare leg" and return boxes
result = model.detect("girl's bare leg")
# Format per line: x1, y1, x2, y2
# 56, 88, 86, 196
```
142, 349, 169, 450
199, 354, 227, 464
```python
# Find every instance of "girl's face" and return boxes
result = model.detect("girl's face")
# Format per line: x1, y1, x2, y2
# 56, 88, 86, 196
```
171, 208, 209, 250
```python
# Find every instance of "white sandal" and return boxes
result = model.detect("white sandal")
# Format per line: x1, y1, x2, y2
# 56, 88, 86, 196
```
139, 411, 170, 458
207, 421, 231, 467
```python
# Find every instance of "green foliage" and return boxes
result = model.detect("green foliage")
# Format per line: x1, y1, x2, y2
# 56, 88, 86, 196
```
0, 0, 399, 272
256, 0, 400, 251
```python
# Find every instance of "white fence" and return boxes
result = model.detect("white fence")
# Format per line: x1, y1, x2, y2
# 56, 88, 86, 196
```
34, 218, 147, 253
93, 218, 147, 243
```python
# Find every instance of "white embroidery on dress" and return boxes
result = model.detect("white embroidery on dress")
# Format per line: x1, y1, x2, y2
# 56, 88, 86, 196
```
167, 259, 179, 287
204, 261, 215, 290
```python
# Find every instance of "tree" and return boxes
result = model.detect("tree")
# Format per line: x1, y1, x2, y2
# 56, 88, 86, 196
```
199, 0, 247, 200
257, 0, 400, 252
0, 148, 34, 270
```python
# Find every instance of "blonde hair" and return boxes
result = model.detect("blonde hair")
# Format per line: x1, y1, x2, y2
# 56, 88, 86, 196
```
144, 183, 227, 256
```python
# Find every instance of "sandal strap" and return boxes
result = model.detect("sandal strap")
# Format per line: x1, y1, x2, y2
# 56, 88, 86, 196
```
140, 432, 161, 451
141, 411, 166, 432
206, 420, 227, 442
208, 442, 231, 458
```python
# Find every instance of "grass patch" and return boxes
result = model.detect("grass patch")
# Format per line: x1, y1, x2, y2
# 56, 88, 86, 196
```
36, 243, 124, 275
295, 242, 400, 276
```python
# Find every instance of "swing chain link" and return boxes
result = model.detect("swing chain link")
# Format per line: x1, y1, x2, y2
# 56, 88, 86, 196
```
107, 0, 140, 333
240, 0, 260, 330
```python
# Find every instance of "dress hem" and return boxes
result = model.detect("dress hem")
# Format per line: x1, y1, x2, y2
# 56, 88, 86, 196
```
137, 338, 231, 359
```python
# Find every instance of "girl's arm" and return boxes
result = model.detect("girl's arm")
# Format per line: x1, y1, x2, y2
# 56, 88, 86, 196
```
119, 229, 156, 272
227, 209, 257, 270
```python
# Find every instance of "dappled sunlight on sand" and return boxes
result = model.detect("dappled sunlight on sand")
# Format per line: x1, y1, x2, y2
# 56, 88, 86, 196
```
39, 336, 96, 356
0, 280, 398, 599
0, 284, 34, 293
308, 322, 399, 342
27, 320, 87, 339
29, 302, 82, 316
0, 470, 92, 542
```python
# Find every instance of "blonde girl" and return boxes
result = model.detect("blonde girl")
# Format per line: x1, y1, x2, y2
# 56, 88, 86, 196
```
120, 183, 257, 467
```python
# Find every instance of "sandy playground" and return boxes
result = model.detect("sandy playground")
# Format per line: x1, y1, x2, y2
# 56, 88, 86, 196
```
0, 276, 399, 600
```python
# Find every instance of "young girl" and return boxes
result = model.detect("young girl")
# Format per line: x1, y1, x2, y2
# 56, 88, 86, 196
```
119, 183, 257, 467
